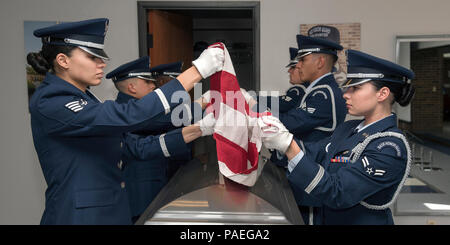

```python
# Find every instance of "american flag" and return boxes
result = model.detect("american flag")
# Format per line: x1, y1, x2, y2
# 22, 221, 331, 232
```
206, 43, 270, 186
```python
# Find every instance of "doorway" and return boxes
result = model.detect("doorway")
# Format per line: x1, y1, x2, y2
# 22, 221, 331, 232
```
396, 35, 450, 148
137, 1, 260, 92
396, 36, 450, 132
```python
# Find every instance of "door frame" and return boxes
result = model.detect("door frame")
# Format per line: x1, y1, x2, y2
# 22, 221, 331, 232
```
137, 1, 261, 91
395, 34, 450, 132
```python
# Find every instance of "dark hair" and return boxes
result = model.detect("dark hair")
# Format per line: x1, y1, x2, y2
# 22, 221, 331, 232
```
27, 41, 76, 75
313, 53, 336, 71
370, 80, 415, 106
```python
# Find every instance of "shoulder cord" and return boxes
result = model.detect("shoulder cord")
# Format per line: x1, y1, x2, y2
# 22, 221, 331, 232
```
288, 85, 305, 96
349, 132, 412, 210
298, 85, 337, 132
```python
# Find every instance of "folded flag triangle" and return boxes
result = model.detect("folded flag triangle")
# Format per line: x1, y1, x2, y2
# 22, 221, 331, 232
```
206, 42, 271, 186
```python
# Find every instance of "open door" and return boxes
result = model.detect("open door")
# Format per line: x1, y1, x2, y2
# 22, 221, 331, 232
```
148, 10, 193, 71
139, 2, 260, 92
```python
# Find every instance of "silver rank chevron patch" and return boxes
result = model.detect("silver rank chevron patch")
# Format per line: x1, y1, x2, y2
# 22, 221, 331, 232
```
65, 99, 88, 113
307, 107, 316, 114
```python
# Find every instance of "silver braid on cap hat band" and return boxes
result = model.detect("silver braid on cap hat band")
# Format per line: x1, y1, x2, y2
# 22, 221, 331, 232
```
162, 72, 181, 78
128, 72, 156, 81
63, 38, 104, 49
128, 72, 153, 77
136, 76, 156, 81
297, 48, 322, 53
346, 73, 385, 79
349, 131, 412, 210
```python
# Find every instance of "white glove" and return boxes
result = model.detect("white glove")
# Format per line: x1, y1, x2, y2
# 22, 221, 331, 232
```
192, 47, 225, 79
258, 115, 293, 154
196, 113, 216, 136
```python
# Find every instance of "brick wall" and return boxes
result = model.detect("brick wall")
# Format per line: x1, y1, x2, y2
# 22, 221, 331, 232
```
444, 59, 450, 85
300, 23, 361, 73
441, 48, 450, 121
409, 45, 443, 131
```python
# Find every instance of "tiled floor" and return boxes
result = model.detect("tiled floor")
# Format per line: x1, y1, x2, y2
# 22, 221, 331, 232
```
393, 132, 450, 224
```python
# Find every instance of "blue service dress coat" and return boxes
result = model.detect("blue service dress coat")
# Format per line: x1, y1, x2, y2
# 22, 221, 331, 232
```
288, 114, 409, 225
278, 73, 347, 214
29, 72, 187, 225
279, 74, 346, 147
116, 92, 193, 219
259, 84, 309, 167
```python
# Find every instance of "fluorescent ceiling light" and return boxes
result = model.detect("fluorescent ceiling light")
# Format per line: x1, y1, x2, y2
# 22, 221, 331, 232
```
443, 53, 450, 58
424, 203, 450, 210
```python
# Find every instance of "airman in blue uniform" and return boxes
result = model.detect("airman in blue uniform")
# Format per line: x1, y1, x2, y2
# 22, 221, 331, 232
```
107, 57, 205, 222
275, 34, 347, 224
27, 18, 224, 224
261, 49, 415, 224
279, 35, 346, 151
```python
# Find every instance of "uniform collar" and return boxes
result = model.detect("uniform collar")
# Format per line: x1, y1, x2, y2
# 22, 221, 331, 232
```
43, 72, 106, 103
116, 91, 136, 103
355, 114, 397, 137
86, 89, 102, 103
291, 83, 308, 90
305, 72, 332, 95
331, 114, 398, 156
43, 72, 88, 96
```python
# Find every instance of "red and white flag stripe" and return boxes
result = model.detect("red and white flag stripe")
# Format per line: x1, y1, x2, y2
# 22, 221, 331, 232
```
206, 42, 271, 186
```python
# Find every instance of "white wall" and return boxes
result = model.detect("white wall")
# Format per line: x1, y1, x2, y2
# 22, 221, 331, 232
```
2, 0, 450, 224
